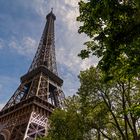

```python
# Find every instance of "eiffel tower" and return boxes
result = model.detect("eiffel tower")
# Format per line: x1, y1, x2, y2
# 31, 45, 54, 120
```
0, 10, 64, 140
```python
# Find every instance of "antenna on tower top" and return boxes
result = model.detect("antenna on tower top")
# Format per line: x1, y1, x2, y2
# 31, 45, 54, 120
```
51, 8, 53, 12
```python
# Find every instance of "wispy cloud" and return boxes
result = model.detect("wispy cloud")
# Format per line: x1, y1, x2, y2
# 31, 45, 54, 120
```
9, 37, 37, 58
0, 38, 4, 49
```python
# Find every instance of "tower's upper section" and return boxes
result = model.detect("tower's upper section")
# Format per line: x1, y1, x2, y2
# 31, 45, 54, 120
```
28, 10, 58, 75
46, 10, 56, 20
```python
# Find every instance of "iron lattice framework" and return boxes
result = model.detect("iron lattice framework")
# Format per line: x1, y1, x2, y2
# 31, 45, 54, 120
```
29, 11, 58, 75
0, 10, 64, 140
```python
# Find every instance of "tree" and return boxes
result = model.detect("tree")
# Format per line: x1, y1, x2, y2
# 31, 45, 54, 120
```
77, 0, 140, 77
78, 67, 140, 140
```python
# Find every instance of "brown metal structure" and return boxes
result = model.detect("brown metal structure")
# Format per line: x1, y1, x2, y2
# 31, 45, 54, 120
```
0, 10, 64, 140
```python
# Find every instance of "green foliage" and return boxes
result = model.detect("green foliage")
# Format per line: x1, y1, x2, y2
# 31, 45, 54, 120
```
78, 67, 140, 139
40, 96, 85, 140
77, 0, 140, 77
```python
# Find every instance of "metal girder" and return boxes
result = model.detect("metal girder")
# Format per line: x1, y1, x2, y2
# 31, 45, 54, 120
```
2, 72, 64, 111
24, 112, 48, 140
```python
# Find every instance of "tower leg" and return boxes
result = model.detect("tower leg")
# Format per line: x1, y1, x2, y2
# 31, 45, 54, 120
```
24, 112, 48, 140
0, 111, 48, 140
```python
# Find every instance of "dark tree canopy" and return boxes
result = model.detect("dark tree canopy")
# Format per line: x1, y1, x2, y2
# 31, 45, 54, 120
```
77, 0, 140, 77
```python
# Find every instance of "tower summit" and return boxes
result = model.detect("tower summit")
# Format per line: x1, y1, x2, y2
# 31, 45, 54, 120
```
0, 10, 64, 140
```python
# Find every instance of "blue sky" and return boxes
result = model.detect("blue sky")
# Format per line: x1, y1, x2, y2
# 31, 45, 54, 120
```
0, 0, 98, 109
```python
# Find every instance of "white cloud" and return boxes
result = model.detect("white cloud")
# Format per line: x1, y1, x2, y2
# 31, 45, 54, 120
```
28, 0, 80, 31
9, 37, 37, 58
62, 72, 79, 96
64, 0, 79, 7
56, 47, 97, 75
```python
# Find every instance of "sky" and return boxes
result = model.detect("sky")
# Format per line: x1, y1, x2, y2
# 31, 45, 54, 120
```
0, 0, 98, 109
